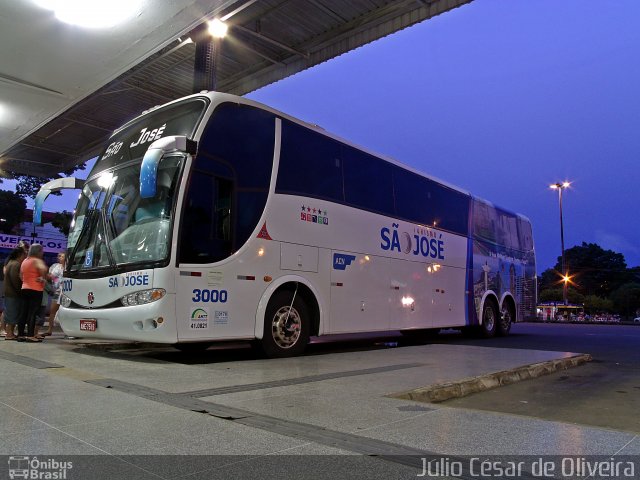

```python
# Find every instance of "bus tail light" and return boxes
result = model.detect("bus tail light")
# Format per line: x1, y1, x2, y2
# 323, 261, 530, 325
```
121, 288, 166, 306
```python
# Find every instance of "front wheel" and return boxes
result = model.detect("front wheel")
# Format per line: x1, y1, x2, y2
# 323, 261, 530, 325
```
261, 290, 310, 358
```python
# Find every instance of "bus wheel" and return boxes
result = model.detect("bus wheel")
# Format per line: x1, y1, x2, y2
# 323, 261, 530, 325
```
497, 302, 514, 336
479, 300, 498, 338
262, 291, 310, 358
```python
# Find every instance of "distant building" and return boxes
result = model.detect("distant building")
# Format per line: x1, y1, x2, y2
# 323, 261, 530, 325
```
1, 208, 66, 260
0, 209, 67, 312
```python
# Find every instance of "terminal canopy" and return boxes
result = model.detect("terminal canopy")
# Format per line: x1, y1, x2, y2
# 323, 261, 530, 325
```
0, 0, 472, 177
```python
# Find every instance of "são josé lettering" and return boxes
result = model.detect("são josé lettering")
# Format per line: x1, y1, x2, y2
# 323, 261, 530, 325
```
380, 223, 445, 259
108, 273, 150, 288
102, 122, 167, 160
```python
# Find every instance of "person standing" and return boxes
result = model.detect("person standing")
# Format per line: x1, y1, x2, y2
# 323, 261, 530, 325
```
18, 243, 48, 342
0, 241, 29, 336
3, 247, 27, 340
46, 252, 66, 336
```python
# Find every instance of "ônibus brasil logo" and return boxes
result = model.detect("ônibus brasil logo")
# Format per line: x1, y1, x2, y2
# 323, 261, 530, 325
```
8, 456, 73, 479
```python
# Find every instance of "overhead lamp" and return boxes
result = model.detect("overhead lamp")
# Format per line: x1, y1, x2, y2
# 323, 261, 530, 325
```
208, 18, 228, 38
33, 0, 142, 28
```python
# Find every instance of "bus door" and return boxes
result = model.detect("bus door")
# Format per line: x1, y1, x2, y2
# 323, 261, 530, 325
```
176, 172, 238, 340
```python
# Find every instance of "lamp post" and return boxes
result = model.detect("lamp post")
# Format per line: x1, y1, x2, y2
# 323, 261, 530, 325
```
550, 182, 570, 305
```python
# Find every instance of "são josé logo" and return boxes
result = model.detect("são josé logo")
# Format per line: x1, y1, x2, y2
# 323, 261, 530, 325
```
380, 223, 445, 260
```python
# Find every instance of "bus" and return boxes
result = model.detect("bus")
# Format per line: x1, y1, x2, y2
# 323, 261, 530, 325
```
35, 92, 536, 357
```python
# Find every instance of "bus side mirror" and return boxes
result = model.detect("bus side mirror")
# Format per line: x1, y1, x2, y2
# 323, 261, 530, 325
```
140, 136, 196, 199
34, 177, 85, 225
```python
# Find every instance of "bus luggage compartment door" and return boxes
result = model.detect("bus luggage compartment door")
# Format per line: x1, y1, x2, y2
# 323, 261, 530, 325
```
280, 242, 318, 273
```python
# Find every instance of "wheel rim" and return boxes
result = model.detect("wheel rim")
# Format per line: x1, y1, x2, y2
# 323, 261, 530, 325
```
271, 305, 302, 349
500, 306, 512, 331
483, 305, 496, 332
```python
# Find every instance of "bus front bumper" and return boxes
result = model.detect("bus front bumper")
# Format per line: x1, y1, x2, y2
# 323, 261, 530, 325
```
57, 294, 177, 343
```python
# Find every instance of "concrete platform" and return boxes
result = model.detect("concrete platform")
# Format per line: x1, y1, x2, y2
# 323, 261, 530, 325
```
0, 331, 636, 479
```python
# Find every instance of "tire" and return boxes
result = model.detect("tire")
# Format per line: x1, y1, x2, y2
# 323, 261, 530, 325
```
479, 299, 498, 338
261, 290, 310, 358
497, 302, 514, 337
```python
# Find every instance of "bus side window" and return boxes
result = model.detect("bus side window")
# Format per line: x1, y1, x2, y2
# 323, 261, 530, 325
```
179, 173, 233, 264
215, 178, 232, 242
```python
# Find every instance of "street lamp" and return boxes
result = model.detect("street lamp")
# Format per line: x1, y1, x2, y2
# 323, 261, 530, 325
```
550, 181, 570, 305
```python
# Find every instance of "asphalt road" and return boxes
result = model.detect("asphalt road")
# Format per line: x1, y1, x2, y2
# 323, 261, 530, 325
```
431, 322, 640, 434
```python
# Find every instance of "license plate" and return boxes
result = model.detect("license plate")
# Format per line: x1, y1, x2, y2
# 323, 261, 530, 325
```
79, 319, 97, 331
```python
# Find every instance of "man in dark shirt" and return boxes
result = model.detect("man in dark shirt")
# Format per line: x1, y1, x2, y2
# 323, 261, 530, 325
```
3, 246, 27, 339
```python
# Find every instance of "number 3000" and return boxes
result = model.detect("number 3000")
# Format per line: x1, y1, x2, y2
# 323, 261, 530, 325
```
192, 289, 228, 303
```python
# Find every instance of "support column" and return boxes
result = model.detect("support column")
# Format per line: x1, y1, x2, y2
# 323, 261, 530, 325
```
192, 24, 221, 93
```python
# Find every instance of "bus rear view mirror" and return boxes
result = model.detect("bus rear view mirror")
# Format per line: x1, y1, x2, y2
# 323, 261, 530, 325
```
140, 136, 197, 199
34, 177, 85, 225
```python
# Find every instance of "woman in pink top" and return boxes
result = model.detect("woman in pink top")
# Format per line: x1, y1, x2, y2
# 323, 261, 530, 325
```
18, 243, 48, 342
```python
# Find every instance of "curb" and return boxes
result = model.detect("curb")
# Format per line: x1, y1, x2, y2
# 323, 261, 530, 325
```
390, 353, 592, 403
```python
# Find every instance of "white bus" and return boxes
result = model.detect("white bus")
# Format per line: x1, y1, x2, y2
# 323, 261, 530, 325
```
35, 92, 536, 357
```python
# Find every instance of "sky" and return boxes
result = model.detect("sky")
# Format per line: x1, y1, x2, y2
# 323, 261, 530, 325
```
13, 0, 640, 272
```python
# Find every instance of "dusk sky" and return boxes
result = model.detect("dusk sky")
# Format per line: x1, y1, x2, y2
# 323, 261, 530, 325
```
18, 0, 640, 272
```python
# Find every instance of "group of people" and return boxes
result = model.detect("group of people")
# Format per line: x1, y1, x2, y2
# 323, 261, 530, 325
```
2, 240, 66, 342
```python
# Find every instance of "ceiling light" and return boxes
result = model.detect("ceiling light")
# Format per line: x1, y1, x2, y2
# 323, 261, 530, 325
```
208, 19, 228, 38
33, 0, 142, 28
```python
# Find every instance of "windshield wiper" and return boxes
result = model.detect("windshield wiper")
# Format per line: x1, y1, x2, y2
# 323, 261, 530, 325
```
99, 208, 117, 272
68, 209, 98, 271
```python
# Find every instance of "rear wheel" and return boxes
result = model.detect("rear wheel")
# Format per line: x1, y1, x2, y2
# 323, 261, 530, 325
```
497, 302, 514, 336
262, 290, 310, 358
479, 300, 498, 338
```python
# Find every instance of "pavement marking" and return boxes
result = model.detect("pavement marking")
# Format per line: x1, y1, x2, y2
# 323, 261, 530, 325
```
0, 350, 63, 369
390, 353, 592, 403
181, 362, 425, 397
81, 376, 544, 478
84, 377, 437, 471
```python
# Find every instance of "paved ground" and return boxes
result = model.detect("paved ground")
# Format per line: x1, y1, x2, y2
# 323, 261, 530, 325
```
0, 323, 638, 479
432, 323, 640, 434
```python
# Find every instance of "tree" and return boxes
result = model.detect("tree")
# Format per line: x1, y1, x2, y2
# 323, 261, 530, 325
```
14, 175, 59, 199
610, 283, 640, 319
12, 162, 86, 199
51, 211, 73, 236
551, 242, 631, 298
583, 295, 614, 314
0, 190, 27, 233
538, 286, 584, 305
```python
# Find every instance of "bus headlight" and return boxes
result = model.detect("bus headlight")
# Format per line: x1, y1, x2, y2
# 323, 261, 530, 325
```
60, 294, 72, 308
121, 289, 166, 306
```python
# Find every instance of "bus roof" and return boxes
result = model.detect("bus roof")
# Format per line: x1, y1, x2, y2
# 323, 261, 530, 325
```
114, 91, 533, 222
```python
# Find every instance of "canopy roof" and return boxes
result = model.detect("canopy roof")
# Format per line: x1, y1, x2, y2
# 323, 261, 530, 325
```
0, 0, 471, 177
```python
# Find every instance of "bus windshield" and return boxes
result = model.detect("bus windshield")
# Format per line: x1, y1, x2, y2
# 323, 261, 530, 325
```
67, 155, 183, 273
66, 97, 208, 275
